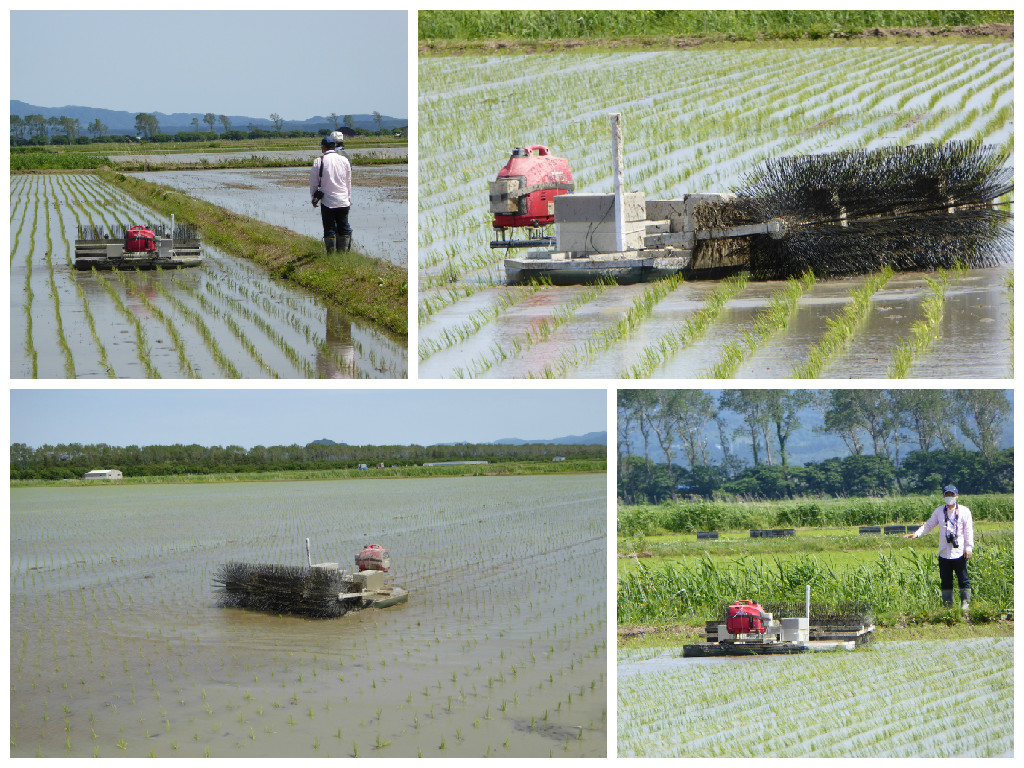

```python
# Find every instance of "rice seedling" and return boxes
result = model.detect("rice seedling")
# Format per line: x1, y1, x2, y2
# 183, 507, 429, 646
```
704, 271, 814, 377
791, 266, 894, 378
887, 265, 964, 377
618, 637, 1012, 757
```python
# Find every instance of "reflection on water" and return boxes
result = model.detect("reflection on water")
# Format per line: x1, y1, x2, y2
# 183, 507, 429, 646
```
418, 267, 1011, 379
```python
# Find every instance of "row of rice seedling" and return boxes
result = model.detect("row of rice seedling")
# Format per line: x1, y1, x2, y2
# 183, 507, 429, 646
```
792, 267, 894, 378
705, 272, 815, 378
419, 41, 1012, 377
11, 474, 606, 757
10, 173, 401, 378
619, 637, 1012, 757
888, 264, 967, 377
536, 274, 687, 379
450, 281, 611, 378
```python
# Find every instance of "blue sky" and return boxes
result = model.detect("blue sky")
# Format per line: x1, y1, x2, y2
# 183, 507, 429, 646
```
10, 10, 408, 118
10, 389, 607, 448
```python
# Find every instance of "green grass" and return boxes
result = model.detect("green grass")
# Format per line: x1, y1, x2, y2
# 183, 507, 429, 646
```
618, 494, 1013, 536
95, 171, 407, 337
419, 10, 1012, 43
10, 153, 112, 171
617, 527, 1013, 626
618, 522, 1012, 573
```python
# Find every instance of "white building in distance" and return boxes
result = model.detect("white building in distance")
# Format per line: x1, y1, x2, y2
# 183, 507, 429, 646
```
84, 469, 123, 480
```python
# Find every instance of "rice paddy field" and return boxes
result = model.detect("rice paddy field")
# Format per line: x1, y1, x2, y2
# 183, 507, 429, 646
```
618, 637, 1013, 757
9, 474, 606, 758
9, 173, 406, 378
418, 40, 1013, 378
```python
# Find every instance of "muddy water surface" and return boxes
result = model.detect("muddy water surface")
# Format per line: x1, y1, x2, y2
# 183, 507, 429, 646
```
10, 475, 606, 758
419, 266, 1011, 379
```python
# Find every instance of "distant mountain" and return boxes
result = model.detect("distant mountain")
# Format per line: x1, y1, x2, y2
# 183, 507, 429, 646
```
493, 431, 607, 446
11, 100, 406, 135
312, 432, 607, 447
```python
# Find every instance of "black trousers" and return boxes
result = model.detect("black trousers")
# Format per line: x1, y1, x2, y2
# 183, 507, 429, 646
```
321, 205, 352, 239
938, 555, 971, 590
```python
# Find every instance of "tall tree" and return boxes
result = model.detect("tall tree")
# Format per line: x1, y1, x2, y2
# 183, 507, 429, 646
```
646, 391, 684, 500
329, 112, 339, 130
10, 115, 26, 141
954, 390, 1010, 460
372, 110, 384, 132
87, 118, 107, 138
203, 112, 216, 132
719, 391, 774, 466
218, 115, 231, 133
24, 114, 46, 138
819, 390, 866, 456
134, 113, 159, 138
343, 114, 354, 130
191, 117, 200, 132
269, 113, 284, 132
675, 390, 715, 468
894, 390, 953, 452
765, 390, 813, 467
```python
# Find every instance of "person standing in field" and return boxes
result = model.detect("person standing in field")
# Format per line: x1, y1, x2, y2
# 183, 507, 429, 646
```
310, 131, 352, 253
905, 485, 974, 610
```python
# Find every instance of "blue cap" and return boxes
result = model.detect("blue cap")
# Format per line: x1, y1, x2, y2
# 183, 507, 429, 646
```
943, 485, 958, 495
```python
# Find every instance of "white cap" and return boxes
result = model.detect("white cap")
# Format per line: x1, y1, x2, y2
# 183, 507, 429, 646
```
329, 130, 346, 146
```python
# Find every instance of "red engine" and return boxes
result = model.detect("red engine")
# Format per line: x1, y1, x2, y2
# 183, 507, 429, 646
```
124, 225, 157, 253
356, 544, 391, 573
727, 600, 771, 635
490, 145, 574, 230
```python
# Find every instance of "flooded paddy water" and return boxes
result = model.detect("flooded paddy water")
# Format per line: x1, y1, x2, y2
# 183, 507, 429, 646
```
10, 474, 607, 758
9, 173, 406, 378
132, 165, 408, 267
618, 638, 1013, 757
419, 266, 1011, 378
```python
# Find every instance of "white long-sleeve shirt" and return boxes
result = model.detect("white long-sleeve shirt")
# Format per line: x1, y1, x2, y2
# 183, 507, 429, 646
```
310, 150, 351, 209
914, 504, 974, 559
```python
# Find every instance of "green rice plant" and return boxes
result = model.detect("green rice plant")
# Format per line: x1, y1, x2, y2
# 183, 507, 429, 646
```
623, 274, 749, 377
792, 266, 893, 377
705, 272, 814, 378
887, 265, 963, 377
110, 270, 197, 378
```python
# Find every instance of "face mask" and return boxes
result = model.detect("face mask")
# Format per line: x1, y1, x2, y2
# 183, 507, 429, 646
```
944, 496, 957, 506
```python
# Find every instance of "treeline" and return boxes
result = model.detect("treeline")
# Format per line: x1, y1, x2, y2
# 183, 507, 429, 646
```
619, 390, 1011, 503
621, 448, 1013, 504
10, 127, 405, 148
9, 441, 604, 480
